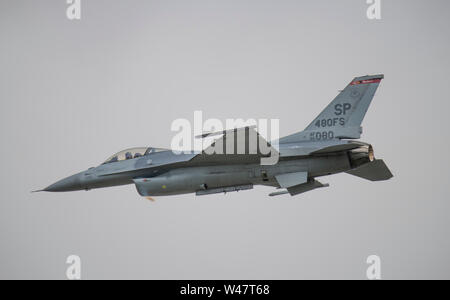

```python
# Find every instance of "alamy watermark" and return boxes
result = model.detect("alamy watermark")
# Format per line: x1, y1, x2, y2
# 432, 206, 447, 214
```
65, 1, 381, 22
366, 0, 382, 20
66, 0, 81, 20
66, 255, 81, 280
366, 255, 381, 279
63, 253, 382, 279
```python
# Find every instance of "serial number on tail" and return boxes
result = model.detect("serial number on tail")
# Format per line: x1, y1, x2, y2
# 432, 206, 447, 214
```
310, 131, 334, 141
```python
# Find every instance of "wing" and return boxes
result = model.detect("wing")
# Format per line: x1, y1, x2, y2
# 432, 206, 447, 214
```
191, 126, 279, 165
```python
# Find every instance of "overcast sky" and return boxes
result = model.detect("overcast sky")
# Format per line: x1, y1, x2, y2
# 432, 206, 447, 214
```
1, 0, 449, 279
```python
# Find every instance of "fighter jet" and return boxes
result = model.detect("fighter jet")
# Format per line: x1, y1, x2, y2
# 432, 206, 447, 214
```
36, 75, 392, 197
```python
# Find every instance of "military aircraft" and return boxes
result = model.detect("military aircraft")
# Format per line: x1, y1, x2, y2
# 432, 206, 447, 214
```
36, 74, 392, 198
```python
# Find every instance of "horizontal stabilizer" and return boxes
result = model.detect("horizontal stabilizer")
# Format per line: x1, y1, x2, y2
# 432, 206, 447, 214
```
346, 159, 393, 181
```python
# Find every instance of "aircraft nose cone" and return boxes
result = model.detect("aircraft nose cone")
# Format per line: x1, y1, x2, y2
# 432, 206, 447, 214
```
44, 173, 82, 192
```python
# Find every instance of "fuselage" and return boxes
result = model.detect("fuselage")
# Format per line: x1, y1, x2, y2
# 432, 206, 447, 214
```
43, 147, 358, 196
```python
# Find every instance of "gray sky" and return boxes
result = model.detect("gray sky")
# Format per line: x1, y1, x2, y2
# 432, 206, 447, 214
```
1, 0, 450, 279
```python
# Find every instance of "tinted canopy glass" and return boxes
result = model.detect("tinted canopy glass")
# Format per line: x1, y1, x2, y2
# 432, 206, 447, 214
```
102, 147, 169, 164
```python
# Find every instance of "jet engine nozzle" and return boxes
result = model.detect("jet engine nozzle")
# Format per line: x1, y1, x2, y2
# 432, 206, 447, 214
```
348, 145, 374, 168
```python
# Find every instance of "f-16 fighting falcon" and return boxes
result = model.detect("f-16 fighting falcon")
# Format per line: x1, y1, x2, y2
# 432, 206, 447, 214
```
36, 75, 392, 198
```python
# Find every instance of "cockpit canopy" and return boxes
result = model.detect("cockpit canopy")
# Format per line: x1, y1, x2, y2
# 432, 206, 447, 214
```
102, 147, 169, 164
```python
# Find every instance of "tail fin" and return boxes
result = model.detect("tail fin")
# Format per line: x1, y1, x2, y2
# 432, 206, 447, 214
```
280, 74, 384, 144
